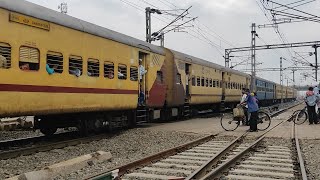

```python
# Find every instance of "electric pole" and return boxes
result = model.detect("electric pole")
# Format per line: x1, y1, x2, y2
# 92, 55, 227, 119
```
145, 7, 162, 44
292, 69, 296, 87
280, 57, 283, 104
146, 7, 152, 43
313, 45, 318, 82
58, 3, 68, 14
250, 23, 257, 92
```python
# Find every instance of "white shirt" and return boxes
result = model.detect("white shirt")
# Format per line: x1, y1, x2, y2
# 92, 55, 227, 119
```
186, 74, 189, 85
139, 65, 147, 80
240, 94, 248, 108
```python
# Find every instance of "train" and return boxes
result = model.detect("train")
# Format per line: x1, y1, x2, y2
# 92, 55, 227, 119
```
0, 0, 297, 135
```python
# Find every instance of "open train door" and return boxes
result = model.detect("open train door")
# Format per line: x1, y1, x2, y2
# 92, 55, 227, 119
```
138, 52, 148, 104
221, 71, 226, 110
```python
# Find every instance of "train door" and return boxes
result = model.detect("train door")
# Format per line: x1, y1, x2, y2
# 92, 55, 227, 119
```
221, 71, 226, 103
139, 52, 148, 105
185, 63, 191, 98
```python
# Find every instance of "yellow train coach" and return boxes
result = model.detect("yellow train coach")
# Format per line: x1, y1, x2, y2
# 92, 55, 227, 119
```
0, 0, 166, 134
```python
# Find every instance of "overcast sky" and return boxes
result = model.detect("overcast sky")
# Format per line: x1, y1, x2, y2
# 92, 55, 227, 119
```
25, 0, 320, 87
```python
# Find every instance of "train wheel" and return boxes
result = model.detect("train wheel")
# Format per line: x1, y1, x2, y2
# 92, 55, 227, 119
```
40, 127, 57, 136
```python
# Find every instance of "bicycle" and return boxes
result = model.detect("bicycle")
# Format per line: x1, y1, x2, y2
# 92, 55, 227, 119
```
290, 106, 308, 125
220, 110, 271, 131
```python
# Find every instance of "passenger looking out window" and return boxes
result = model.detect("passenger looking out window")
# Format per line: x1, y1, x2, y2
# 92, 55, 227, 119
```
0, 55, 6, 68
69, 68, 81, 77
46, 64, 58, 75
20, 63, 30, 70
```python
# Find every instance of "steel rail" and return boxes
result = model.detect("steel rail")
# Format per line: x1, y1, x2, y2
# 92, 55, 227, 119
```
198, 103, 302, 179
0, 133, 112, 160
185, 132, 248, 180
86, 134, 217, 180
292, 114, 308, 180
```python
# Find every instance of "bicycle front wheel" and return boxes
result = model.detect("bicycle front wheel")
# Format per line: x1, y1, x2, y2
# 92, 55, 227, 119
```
294, 110, 308, 125
220, 113, 240, 131
257, 111, 271, 131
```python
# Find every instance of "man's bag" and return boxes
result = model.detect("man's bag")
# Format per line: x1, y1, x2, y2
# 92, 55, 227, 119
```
233, 106, 245, 118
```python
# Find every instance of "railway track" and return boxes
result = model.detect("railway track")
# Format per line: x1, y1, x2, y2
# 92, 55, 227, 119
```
87, 102, 303, 180
0, 102, 299, 162
0, 132, 113, 160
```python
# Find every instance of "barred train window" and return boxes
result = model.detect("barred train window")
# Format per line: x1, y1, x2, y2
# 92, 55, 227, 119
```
209, 79, 213, 87
205, 78, 209, 87
197, 77, 200, 86
88, 59, 99, 77
19, 46, 39, 71
69, 56, 82, 76
157, 71, 163, 83
130, 66, 138, 81
191, 76, 196, 86
47, 52, 63, 73
176, 73, 182, 84
118, 64, 127, 80
104, 61, 114, 79
0, 43, 11, 69
213, 80, 216, 87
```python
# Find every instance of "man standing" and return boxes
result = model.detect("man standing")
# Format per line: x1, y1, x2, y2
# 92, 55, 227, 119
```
240, 88, 249, 125
246, 91, 259, 132
185, 70, 190, 97
305, 87, 318, 124
139, 59, 147, 82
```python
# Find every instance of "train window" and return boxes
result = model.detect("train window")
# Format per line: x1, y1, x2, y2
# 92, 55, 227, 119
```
104, 61, 114, 79
156, 71, 163, 83
130, 66, 138, 81
87, 59, 99, 77
19, 46, 39, 71
47, 52, 63, 73
192, 76, 196, 86
201, 77, 205, 87
69, 55, 82, 76
118, 64, 127, 80
0, 42, 11, 69
176, 73, 182, 84
209, 79, 213, 87
197, 77, 200, 86
213, 80, 216, 87
206, 78, 209, 87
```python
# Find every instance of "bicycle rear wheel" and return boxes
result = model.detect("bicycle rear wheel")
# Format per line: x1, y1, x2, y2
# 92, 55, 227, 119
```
294, 110, 308, 125
257, 111, 271, 131
220, 113, 240, 131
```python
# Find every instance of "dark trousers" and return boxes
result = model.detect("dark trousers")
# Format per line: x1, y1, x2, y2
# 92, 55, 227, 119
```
250, 111, 258, 131
307, 105, 317, 124
244, 108, 249, 125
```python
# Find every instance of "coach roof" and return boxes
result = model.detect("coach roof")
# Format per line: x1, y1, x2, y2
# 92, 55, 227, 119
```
0, 0, 164, 55
170, 49, 250, 77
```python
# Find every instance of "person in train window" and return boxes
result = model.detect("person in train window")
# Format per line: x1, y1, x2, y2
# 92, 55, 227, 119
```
240, 88, 249, 126
305, 87, 319, 125
118, 71, 125, 79
20, 63, 30, 70
70, 68, 81, 77
0, 55, 7, 68
46, 64, 58, 75
246, 90, 259, 132
139, 59, 147, 82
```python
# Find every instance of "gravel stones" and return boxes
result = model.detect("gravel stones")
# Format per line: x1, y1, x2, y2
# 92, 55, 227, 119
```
0, 128, 203, 179
301, 139, 320, 179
